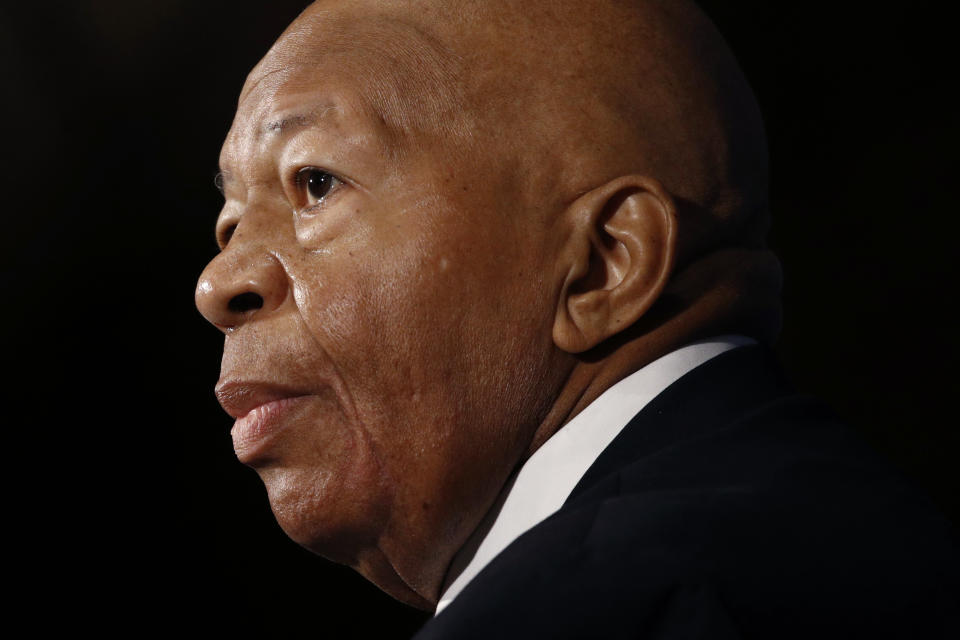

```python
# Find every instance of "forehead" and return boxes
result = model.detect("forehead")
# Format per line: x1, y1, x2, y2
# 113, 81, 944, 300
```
225, 9, 465, 158
221, 74, 376, 174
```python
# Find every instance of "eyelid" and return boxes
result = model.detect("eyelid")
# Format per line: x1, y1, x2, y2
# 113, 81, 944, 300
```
215, 207, 240, 249
217, 224, 236, 249
293, 166, 341, 190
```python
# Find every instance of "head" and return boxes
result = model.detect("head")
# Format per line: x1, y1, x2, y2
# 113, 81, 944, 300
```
195, 0, 781, 608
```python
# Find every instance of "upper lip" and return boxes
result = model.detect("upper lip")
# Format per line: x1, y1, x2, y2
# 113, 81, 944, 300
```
215, 380, 311, 419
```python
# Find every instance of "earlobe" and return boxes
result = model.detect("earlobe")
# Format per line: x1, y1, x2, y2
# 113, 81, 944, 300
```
553, 176, 677, 353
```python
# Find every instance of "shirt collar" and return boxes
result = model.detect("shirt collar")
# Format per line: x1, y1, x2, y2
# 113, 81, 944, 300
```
435, 335, 756, 614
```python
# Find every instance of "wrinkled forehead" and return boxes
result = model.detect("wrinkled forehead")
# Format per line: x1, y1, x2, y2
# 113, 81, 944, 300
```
232, 7, 466, 151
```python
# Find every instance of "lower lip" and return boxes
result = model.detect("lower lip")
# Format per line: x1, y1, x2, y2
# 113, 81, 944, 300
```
231, 396, 310, 460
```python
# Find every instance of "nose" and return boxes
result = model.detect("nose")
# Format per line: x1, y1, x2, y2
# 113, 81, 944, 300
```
195, 245, 289, 332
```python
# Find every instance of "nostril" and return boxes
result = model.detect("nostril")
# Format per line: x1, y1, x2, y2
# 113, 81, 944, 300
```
228, 292, 264, 314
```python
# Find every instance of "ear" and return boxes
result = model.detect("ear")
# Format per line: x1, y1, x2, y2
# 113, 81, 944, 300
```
553, 175, 677, 353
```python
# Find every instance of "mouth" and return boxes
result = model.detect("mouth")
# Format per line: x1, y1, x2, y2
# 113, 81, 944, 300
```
215, 381, 313, 460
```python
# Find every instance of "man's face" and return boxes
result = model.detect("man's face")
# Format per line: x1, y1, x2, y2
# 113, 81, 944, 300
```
195, 5, 568, 602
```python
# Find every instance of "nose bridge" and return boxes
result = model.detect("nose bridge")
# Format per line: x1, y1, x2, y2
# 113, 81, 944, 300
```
195, 231, 289, 332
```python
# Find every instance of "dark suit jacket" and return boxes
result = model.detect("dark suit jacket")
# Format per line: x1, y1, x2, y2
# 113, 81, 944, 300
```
415, 346, 959, 639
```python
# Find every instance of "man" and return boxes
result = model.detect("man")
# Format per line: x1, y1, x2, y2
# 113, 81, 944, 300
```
195, 0, 958, 636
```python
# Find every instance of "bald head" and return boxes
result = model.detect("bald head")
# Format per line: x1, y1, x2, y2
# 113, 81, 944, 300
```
439, 0, 771, 252
201, 0, 781, 608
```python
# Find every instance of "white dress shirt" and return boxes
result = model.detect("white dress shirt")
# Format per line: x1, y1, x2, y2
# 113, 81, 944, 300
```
435, 335, 756, 614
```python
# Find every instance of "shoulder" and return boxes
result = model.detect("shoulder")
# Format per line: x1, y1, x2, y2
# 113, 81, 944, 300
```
419, 396, 960, 639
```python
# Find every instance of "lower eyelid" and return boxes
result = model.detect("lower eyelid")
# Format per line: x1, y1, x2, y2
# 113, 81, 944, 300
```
298, 179, 346, 214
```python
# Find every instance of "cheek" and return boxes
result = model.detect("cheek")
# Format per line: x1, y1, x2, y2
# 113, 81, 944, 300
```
293, 211, 554, 421
284, 238, 467, 470
279, 201, 559, 535
294, 193, 373, 250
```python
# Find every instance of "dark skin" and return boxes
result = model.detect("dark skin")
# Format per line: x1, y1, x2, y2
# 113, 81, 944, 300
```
195, 0, 781, 609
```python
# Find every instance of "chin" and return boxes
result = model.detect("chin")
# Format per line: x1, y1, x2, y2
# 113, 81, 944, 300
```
258, 462, 389, 565
259, 466, 436, 608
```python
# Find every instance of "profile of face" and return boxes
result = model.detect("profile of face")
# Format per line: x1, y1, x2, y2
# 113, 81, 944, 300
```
196, 0, 775, 609
194, 1, 581, 608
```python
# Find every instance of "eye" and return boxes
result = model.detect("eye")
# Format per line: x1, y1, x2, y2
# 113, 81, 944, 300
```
295, 167, 342, 210
217, 222, 237, 249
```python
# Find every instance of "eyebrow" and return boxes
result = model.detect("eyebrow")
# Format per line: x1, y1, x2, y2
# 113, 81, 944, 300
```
261, 105, 338, 140
215, 107, 341, 194
262, 113, 317, 138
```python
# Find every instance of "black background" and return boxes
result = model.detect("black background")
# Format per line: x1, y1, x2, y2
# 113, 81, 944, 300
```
3, 1, 957, 636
